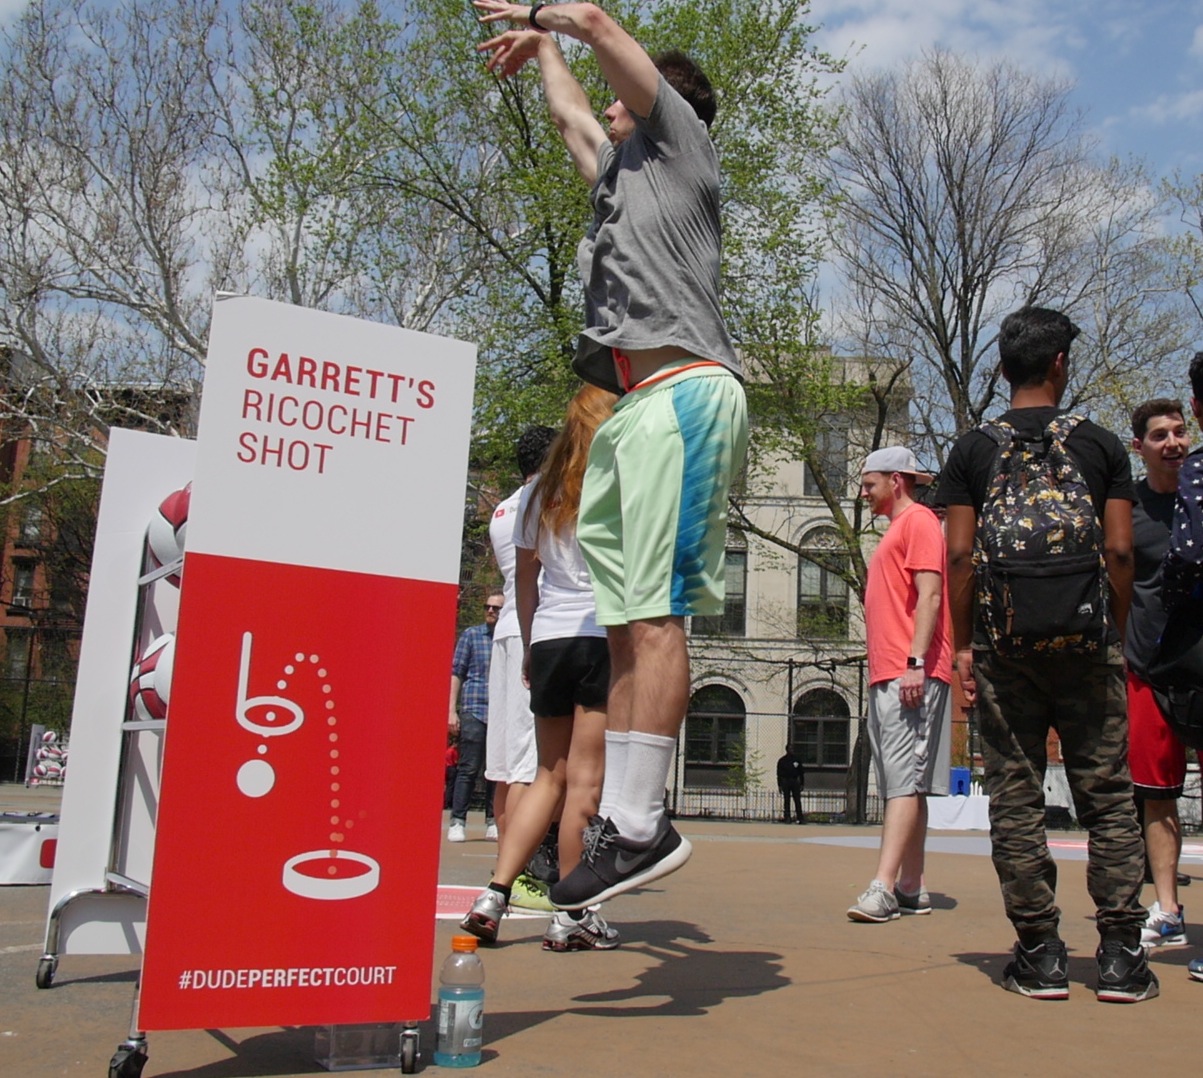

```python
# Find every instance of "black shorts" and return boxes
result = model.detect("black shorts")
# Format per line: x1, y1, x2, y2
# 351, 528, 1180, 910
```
528, 637, 610, 717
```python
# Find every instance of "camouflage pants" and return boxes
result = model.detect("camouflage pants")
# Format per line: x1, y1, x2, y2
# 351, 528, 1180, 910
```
974, 646, 1145, 946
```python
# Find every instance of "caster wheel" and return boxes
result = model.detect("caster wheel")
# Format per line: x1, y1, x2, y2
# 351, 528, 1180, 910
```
108, 1043, 148, 1078
35, 957, 57, 990
400, 1031, 418, 1073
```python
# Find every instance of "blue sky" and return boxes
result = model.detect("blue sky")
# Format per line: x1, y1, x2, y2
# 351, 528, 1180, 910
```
811, 0, 1203, 180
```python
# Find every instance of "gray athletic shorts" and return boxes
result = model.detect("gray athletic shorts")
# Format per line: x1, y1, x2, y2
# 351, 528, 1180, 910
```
866, 677, 952, 799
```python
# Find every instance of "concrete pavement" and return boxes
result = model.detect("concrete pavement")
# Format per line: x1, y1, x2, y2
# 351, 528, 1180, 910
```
2, 783, 1199, 1076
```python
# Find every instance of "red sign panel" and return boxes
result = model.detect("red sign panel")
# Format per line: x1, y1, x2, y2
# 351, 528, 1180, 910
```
139, 297, 475, 1029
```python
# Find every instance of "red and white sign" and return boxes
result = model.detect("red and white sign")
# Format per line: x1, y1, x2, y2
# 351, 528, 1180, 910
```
140, 296, 475, 1030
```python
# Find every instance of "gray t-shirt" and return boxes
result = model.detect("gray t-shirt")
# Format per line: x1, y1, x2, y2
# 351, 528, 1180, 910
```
572, 75, 740, 394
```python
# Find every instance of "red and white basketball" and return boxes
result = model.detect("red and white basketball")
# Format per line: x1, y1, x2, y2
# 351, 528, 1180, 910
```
129, 633, 175, 721
146, 483, 191, 586
41, 730, 57, 744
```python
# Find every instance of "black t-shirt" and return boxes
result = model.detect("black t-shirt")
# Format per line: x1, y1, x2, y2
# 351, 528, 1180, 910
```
938, 407, 1135, 512
776, 753, 804, 789
938, 406, 1135, 645
1125, 478, 1176, 675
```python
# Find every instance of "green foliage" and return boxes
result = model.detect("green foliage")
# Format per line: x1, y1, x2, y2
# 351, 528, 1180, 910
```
720, 733, 764, 793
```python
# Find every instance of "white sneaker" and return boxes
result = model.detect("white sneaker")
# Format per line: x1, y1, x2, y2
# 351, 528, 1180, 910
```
484, 821, 499, 841
447, 822, 466, 843
847, 880, 900, 923
1140, 900, 1187, 948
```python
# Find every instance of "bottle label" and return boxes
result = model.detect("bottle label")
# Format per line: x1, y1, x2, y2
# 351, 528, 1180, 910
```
437, 995, 483, 1052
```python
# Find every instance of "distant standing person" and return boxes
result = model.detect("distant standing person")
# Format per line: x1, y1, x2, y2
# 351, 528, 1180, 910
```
847, 447, 951, 923
1124, 399, 1191, 948
942, 306, 1155, 1003
776, 745, 805, 824
448, 594, 502, 842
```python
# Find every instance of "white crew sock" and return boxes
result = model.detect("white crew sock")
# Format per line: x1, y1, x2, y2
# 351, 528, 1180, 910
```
598, 730, 630, 821
610, 730, 675, 842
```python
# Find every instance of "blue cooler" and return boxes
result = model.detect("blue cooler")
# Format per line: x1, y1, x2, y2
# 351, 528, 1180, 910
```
950, 767, 971, 796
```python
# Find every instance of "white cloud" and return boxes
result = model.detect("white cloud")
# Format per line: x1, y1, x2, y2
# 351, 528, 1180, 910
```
812, 0, 1080, 67
1130, 89, 1203, 126
1191, 24, 1203, 57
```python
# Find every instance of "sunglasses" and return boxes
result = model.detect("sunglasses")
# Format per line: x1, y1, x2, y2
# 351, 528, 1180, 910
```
484, 604, 502, 612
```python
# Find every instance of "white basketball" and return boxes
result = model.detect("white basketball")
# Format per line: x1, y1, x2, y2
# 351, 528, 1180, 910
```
41, 730, 57, 744
129, 633, 175, 721
146, 483, 191, 586
33, 763, 48, 778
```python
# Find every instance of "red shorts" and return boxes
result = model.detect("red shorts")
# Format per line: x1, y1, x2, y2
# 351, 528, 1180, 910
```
1126, 670, 1186, 798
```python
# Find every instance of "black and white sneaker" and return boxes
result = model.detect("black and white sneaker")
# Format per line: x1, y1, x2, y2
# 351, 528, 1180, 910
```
1096, 939, 1160, 1003
1001, 939, 1070, 1000
550, 815, 692, 910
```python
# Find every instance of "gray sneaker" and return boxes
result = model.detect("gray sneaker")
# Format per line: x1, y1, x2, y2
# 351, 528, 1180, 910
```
895, 886, 932, 915
461, 888, 507, 945
847, 880, 900, 923
542, 908, 620, 952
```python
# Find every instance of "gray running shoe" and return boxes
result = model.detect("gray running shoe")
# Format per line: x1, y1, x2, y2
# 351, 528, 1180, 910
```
1189, 956, 1203, 982
550, 816, 691, 910
461, 888, 507, 945
847, 880, 900, 923
895, 886, 932, 915
542, 909, 620, 952
1096, 939, 1160, 1003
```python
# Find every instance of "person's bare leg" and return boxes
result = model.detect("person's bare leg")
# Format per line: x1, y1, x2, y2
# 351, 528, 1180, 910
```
607, 617, 688, 841
897, 794, 928, 894
558, 704, 607, 875
492, 781, 509, 840
497, 782, 531, 845
1145, 798, 1182, 914
490, 718, 571, 886
627, 616, 689, 738
606, 624, 634, 734
872, 793, 921, 889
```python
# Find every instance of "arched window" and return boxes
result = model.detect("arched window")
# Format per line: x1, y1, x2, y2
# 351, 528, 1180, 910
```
791, 688, 850, 769
684, 685, 747, 788
797, 528, 849, 639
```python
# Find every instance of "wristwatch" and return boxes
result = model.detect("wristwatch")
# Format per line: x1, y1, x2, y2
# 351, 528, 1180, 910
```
906, 656, 925, 670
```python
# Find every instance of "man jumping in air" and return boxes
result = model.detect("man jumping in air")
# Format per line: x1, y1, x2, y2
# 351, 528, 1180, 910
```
474, 1, 747, 908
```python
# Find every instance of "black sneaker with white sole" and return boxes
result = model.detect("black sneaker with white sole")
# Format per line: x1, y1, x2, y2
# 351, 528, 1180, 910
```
1001, 939, 1070, 1000
550, 815, 692, 910
1095, 939, 1160, 1003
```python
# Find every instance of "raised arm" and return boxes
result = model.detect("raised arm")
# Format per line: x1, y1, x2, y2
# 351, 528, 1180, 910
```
475, 2, 661, 119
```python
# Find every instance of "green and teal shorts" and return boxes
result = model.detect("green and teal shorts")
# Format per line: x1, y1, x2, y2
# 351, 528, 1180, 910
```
577, 363, 748, 626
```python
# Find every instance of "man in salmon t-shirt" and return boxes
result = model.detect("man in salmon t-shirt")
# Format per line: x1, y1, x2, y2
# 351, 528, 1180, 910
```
847, 447, 952, 924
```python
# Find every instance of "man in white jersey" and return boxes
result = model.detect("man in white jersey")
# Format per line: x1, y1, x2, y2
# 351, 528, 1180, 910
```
487, 426, 557, 842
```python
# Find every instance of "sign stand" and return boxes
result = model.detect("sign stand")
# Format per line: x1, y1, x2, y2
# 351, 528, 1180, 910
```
39, 297, 474, 1076
38, 431, 195, 994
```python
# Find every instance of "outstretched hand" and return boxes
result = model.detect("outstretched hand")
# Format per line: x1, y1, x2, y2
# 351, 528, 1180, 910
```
476, 28, 544, 77
473, 1, 533, 26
